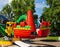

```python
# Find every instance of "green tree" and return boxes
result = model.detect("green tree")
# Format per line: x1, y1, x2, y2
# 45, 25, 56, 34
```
1, 4, 12, 20
1, 0, 35, 21
41, 0, 60, 36
11, 0, 35, 21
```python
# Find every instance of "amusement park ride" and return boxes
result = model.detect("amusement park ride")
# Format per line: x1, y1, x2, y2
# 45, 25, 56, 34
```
0, 10, 50, 46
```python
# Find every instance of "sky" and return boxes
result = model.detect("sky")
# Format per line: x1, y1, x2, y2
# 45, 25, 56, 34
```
35, 0, 48, 17
0, 0, 47, 17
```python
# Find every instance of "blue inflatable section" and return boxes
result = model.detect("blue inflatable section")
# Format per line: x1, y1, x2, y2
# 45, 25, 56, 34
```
0, 14, 9, 24
0, 15, 9, 20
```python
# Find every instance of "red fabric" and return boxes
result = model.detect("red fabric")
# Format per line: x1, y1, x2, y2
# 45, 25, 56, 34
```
47, 22, 50, 26
20, 22, 26, 27
41, 21, 50, 26
38, 29, 49, 37
12, 23, 17, 28
14, 29, 31, 38
27, 10, 36, 32
42, 21, 47, 26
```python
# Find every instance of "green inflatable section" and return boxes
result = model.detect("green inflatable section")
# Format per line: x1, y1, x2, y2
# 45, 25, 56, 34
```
0, 24, 7, 36
16, 25, 31, 30
16, 14, 27, 23
16, 25, 21, 28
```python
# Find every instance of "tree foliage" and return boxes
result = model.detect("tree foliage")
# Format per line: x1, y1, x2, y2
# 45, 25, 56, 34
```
1, 4, 12, 20
1, 0, 35, 21
2, 4, 11, 15
41, 0, 60, 35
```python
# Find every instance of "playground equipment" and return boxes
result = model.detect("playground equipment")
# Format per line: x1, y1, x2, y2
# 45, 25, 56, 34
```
16, 14, 27, 23
0, 24, 7, 36
0, 15, 9, 24
0, 15, 9, 37
0, 40, 12, 47
5, 22, 14, 36
13, 10, 50, 38
0, 15, 8, 20
0, 10, 50, 46
0, 10, 50, 39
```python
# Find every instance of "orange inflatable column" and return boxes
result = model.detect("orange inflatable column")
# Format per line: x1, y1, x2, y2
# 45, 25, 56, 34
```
27, 10, 36, 32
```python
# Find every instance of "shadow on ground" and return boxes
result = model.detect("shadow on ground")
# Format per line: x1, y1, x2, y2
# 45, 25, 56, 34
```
22, 40, 56, 47
40, 39, 58, 42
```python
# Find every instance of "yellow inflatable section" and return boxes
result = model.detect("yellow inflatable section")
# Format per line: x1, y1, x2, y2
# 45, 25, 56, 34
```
5, 22, 14, 36
0, 41, 12, 45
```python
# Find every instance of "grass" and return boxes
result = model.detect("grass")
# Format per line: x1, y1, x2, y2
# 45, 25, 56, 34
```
46, 36, 59, 41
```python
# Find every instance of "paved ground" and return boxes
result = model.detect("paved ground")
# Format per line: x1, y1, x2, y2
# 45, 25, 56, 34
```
0, 38, 60, 47
29, 38, 60, 47
20, 38, 60, 47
